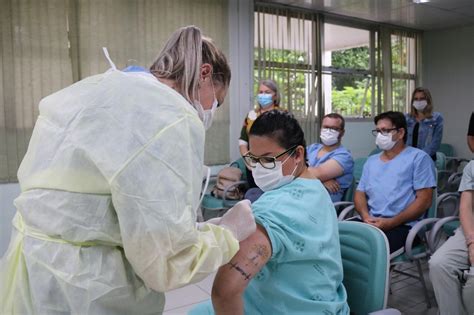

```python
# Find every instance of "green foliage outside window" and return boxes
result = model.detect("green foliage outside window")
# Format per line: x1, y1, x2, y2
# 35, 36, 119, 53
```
254, 39, 414, 117
331, 46, 371, 116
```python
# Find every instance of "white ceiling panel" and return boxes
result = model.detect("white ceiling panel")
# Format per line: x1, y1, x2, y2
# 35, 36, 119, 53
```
260, 0, 474, 30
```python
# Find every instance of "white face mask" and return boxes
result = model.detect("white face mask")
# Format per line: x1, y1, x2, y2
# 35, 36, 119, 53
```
320, 128, 340, 146
195, 98, 218, 130
375, 132, 397, 151
413, 100, 428, 111
253, 155, 297, 192
194, 80, 218, 130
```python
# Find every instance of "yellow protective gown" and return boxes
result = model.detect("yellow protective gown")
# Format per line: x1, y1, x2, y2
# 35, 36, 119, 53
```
0, 69, 239, 314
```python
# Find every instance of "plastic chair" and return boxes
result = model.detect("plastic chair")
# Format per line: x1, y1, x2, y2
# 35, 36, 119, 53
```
339, 221, 400, 315
429, 192, 461, 251
353, 157, 367, 184
437, 170, 463, 195
389, 187, 439, 309
338, 188, 440, 309
333, 179, 356, 215
439, 143, 470, 173
435, 151, 446, 171
200, 158, 248, 221
439, 143, 455, 157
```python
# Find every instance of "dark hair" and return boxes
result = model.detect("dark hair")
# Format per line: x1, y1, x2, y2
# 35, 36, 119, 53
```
323, 113, 345, 130
249, 110, 307, 160
374, 111, 408, 143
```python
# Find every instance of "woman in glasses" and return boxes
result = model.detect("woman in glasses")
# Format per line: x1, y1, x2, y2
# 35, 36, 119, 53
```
191, 110, 349, 314
405, 87, 444, 161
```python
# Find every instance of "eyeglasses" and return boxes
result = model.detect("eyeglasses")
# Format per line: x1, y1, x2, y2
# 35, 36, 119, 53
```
371, 128, 399, 136
322, 127, 342, 132
243, 145, 297, 169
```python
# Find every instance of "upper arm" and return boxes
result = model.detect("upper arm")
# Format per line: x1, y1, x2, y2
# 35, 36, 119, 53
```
309, 159, 344, 182
413, 153, 436, 189
212, 224, 272, 297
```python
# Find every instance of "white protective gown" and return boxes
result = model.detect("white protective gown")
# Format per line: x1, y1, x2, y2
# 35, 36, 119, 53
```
0, 69, 239, 314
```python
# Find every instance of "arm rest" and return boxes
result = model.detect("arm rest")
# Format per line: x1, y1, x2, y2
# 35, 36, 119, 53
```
333, 201, 355, 208
428, 216, 460, 252
404, 218, 439, 260
333, 201, 355, 215
338, 203, 356, 221
436, 192, 461, 217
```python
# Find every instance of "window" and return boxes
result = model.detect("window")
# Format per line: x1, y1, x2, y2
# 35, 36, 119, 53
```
323, 23, 374, 118
254, 5, 320, 144
391, 31, 417, 113
254, 4, 421, 124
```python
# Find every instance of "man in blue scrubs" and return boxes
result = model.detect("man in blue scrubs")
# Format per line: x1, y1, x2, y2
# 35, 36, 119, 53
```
307, 113, 354, 202
354, 111, 436, 253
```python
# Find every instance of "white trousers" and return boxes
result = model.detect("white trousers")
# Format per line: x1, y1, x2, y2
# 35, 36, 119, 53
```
429, 227, 474, 315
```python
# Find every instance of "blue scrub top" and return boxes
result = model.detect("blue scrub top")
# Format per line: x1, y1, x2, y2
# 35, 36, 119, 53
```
357, 146, 436, 226
307, 143, 354, 202
243, 178, 349, 314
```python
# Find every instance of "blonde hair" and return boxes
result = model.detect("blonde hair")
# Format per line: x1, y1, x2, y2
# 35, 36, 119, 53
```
410, 87, 434, 117
150, 25, 231, 104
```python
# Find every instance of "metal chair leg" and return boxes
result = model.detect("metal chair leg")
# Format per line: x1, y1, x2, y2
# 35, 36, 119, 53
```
415, 260, 432, 308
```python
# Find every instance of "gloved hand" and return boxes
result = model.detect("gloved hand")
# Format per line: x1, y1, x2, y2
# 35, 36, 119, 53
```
219, 199, 256, 241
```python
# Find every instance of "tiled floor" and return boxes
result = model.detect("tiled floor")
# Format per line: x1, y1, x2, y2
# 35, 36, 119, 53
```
164, 260, 439, 315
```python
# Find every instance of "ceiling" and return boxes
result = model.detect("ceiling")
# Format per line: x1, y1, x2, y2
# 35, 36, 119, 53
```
260, 0, 474, 30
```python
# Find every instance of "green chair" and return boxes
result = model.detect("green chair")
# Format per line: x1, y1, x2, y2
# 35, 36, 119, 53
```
353, 157, 367, 184
439, 143, 455, 157
439, 143, 470, 173
339, 221, 400, 315
435, 151, 446, 171
389, 187, 439, 309
333, 179, 355, 215
200, 158, 248, 221
429, 192, 461, 251
338, 187, 439, 309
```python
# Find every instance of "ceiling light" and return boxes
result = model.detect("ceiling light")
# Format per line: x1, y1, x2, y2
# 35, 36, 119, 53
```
412, 0, 430, 3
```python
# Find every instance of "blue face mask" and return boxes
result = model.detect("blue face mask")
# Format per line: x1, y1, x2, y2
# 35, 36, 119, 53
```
257, 93, 274, 108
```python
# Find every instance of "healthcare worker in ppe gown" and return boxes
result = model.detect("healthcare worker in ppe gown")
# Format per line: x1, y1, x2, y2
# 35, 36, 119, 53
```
0, 25, 256, 315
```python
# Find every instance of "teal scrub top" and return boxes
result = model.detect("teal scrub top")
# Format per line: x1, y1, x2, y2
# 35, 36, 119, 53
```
244, 178, 349, 314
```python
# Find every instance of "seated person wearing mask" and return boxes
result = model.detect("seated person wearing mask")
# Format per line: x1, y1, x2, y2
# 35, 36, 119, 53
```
354, 111, 436, 254
307, 113, 354, 202
190, 110, 349, 314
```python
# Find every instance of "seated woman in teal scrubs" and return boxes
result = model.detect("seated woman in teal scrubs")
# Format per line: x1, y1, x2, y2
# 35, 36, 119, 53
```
190, 110, 349, 314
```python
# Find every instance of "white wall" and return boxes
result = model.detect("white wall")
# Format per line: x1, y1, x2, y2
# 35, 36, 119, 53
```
422, 24, 474, 159
342, 120, 376, 158
228, 0, 254, 162
0, 183, 20, 257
